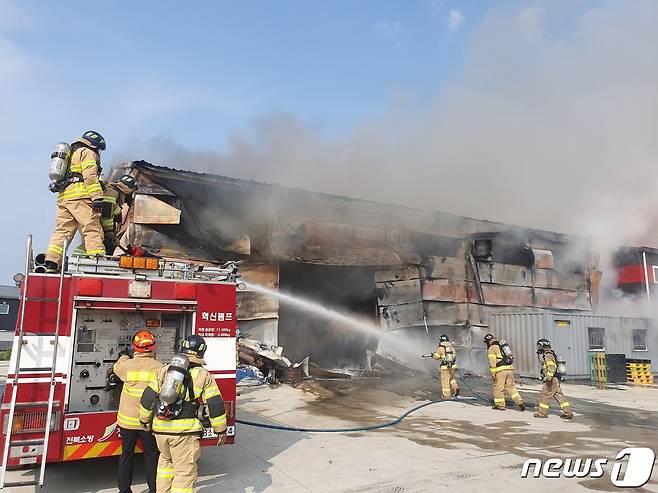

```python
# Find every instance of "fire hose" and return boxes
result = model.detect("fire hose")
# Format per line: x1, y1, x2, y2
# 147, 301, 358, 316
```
235, 399, 446, 433
236, 378, 492, 433
235, 372, 533, 433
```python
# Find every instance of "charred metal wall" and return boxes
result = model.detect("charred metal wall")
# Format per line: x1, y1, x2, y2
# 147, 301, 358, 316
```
119, 162, 605, 372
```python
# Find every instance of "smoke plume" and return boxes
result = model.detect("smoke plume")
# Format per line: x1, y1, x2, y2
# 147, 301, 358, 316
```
115, 1, 658, 316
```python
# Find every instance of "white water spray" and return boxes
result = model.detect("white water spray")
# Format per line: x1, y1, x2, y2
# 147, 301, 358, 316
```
245, 281, 384, 337
244, 281, 432, 370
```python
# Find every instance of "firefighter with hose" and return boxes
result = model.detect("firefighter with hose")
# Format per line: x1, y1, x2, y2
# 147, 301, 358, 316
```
113, 330, 163, 493
534, 338, 573, 419
484, 334, 525, 411
139, 335, 227, 493
423, 335, 459, 399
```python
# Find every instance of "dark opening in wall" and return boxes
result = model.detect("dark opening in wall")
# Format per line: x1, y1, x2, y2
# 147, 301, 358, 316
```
278, 262, 380, 370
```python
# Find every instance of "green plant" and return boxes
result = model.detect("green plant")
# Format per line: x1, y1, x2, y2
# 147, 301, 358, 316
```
0, 348, 11, 361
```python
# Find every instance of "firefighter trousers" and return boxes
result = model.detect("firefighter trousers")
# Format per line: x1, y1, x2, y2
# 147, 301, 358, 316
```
537, 378, 572, 416
440, 368, 459, 398
492, 369, 524, 409
46, 199, 104, 265
155, 434, 201, 493
118, 427, 159, 493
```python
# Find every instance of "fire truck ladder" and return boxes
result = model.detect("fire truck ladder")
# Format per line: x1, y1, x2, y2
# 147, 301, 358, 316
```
1, 235, 67, 489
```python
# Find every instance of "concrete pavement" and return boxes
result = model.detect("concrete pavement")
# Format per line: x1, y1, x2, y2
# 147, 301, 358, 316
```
2, 376, 658, 492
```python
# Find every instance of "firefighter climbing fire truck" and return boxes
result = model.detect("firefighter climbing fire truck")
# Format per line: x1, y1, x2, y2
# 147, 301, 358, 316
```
0, 236, 239, 489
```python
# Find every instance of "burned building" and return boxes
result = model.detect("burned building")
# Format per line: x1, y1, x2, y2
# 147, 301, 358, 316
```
111, 161, 601, 372
613, 246, 658, 303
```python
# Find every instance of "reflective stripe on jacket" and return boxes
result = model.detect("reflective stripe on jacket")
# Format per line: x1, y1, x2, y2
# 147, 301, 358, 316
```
139, 357, 227, 435
57, 147, 103, 202
113, 352, 163, 430
488, 343, 514, 374
100, 186, 124, 232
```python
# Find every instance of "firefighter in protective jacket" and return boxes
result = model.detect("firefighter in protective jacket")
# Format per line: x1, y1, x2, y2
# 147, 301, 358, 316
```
431, 335, 460, 399
113, 330, 163, 493
45, 131, 106, 271
484, 334, 525, 411
139, 335, 227, 493
73, 174, 137, 256
535, 338, 573, 419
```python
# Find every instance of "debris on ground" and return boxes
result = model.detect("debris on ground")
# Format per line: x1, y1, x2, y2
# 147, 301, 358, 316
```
236, 365, 267, 387
367, 351, 418, 376
238, 336, 352, 383
308, 362, 352, 379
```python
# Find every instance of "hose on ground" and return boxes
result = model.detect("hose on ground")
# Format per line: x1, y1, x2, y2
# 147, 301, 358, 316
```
236, 399, 443, 433
457, 375, 492, 404
236, 375, 524, 432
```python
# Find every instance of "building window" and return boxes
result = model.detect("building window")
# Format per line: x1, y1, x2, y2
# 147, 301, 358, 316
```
588, 327, 605, 350
653, 265, 658, 284
632, 329, 648, 351
0, 304, 9, 315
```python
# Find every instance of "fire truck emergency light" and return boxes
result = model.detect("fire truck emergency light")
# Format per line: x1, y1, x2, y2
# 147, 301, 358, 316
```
77, 278, 102, 297
175, 283, 197, 300
119, 256, 159, 270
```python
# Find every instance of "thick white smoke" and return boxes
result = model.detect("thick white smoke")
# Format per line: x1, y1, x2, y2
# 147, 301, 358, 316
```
115, 2, 658, 318
117, 2, 658, 252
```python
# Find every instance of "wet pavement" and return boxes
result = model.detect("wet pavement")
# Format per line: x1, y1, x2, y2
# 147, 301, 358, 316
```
3, 374, 658, 492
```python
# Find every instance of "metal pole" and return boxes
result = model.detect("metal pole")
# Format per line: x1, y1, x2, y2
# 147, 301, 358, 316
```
642, 250, 652, 311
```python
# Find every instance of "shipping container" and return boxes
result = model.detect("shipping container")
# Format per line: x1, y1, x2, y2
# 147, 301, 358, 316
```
489, 312, 657, 379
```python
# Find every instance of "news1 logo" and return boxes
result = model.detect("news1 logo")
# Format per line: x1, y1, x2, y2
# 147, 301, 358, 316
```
521, 448, 656, 488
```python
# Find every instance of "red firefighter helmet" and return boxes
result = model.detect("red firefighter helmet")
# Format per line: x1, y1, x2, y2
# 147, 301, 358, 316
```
133, 330, 156, 353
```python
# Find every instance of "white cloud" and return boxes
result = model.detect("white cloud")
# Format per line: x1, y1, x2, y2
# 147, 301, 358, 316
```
372, 21, 406, 38
448, 9, 464, 34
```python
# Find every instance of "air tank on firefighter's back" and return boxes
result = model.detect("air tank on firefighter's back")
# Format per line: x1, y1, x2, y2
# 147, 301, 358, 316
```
49, 142, 71, 182
159, 354, 190, 405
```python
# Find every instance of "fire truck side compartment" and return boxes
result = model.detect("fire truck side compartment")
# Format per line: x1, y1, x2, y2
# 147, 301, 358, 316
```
68, 309, 189, 412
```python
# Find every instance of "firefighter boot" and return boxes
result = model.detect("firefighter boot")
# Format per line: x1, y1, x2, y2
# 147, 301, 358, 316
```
560, 413, 573, 420
518, 403, 526, 411
533, 411, 548, 418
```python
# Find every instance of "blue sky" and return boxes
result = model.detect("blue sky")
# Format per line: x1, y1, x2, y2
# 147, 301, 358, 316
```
1, 1, 657, 283
0, 0, 480, 281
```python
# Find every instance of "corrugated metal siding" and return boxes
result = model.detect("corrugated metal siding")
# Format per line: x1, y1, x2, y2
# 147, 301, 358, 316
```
490, 312, 548, 377
489, 312, 657, 378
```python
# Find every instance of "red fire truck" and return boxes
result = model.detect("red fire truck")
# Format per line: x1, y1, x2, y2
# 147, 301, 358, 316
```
0, 236, 239, 488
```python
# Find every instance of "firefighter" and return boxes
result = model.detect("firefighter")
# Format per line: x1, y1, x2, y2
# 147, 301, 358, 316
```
45, 131, 106, 272
484, 334, 525, 411
139, 335, 227, 493
431, 334, 459, 399
535, 338, 573, 419
73, 174, 138, 256
113, 330, 163, 493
